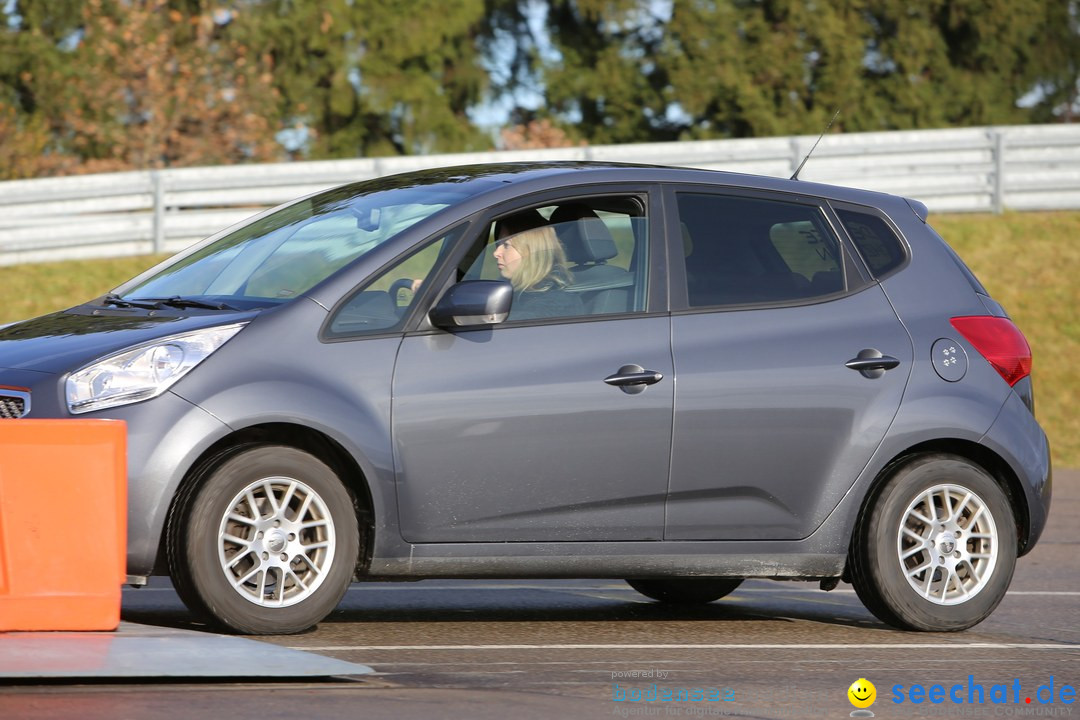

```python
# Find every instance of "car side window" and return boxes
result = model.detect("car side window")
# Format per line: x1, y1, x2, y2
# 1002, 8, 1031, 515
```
458, 195, 648, 321
677, 192, 845, 308
326, 227, 461, 337
835, 208, 907, 278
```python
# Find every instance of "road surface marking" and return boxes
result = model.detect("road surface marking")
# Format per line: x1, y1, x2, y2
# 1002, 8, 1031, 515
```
289, 642, 1079, 652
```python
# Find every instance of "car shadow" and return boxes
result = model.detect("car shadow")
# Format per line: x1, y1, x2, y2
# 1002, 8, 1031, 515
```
322, 590, 884, 630
121, 581, 887, 634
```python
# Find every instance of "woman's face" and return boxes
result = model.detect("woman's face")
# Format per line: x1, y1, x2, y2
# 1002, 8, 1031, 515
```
493, 237, 522, 280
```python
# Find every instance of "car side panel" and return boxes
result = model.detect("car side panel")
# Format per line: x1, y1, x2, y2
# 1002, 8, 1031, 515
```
792, 209, 1051, 557
392, 316, 674, 543
667, 286, 912, 540
167, 300, 403, 556
109, 394, 234, 575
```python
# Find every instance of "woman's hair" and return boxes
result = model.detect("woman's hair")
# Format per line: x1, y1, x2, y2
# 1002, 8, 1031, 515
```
503, 226, 573, 292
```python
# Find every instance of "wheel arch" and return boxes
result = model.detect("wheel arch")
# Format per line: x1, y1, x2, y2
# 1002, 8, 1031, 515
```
847, 438, 1030, 578
843, 442, 1021, 630
160, 422, 376, 578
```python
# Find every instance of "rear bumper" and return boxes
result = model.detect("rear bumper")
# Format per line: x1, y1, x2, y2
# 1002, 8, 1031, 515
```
980, 390, 1052, 555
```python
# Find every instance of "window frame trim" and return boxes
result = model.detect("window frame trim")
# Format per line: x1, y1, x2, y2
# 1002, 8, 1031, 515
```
406, 183, 668, 334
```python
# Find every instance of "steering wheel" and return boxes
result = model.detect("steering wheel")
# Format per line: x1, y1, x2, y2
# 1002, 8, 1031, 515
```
388, 278, 415, 305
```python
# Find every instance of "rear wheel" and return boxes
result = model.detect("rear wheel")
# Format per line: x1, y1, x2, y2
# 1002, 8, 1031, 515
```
627, 578, 743, 605
167, 445, 359, 635
850, 454, 1017, 631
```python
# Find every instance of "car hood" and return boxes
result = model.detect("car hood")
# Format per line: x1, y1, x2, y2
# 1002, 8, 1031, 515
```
0, 307, 257, 374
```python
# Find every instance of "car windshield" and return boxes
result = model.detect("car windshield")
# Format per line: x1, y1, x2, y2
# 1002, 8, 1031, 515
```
114, 179, 476, 308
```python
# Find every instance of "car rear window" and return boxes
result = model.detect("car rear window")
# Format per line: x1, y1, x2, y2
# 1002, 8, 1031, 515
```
836, 208, 907, 278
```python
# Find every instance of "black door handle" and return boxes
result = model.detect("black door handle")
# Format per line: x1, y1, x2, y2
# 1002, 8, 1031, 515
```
846, 349, 900, 379
845, 356, 901, 371
604, 364, 663, 394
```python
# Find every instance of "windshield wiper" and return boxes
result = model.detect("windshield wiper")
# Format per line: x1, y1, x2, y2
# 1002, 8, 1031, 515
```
102, 293, 161, 310
136, 296, 239, 311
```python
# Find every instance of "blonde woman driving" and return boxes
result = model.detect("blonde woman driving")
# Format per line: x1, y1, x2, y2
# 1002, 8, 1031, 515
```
493, 225, 583, 320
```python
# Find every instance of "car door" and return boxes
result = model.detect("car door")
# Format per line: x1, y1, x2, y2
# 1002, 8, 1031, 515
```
664, 187, 913, 540
391, 189, 673, 543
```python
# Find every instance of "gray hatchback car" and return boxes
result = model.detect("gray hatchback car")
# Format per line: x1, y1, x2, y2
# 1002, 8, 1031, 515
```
0, 163, 1051, 634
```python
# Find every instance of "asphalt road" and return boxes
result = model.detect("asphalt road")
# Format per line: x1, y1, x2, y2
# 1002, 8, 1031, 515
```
4, 470, 1077, 720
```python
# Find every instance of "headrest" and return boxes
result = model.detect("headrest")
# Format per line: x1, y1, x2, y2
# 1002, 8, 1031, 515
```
495, 208, 547, 239
550, 204, 617, 264
680, 222, 694, 257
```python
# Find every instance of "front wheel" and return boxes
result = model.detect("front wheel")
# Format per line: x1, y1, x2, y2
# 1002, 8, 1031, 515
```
167, 446, 360, 635
626, 578, 743, 605
850, 454, 1017, 632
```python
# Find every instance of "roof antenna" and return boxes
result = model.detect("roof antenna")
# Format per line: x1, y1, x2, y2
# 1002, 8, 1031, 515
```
790, 109, 840, 181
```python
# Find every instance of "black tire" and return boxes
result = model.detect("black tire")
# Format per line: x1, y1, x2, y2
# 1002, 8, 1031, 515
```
167, 445, 359, 635
850, 453, 1017, 632
627, 578, 743, 605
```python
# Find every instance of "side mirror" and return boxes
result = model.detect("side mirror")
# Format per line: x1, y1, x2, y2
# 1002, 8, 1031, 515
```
429, 280, 513, 329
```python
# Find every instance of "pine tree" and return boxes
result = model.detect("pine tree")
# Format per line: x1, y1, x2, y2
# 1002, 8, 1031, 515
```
542, 0, 675, 144
237, 0, 492, 158
660, 0, 1078, 138
3, 0, 1077, 180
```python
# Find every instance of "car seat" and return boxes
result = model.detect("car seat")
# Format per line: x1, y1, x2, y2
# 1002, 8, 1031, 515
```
549, 204, 633, 314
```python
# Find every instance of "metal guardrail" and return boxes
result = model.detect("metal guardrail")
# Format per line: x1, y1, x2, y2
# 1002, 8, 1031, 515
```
1, 123, 1078, 266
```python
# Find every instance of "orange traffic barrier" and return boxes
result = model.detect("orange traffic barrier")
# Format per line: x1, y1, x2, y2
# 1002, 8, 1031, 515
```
0, 419, 126, 632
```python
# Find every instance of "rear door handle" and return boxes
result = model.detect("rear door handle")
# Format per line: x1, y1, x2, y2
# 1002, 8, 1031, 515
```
845, 356, 900, 371
604, 364, 664, 394
846, 349, 900, 379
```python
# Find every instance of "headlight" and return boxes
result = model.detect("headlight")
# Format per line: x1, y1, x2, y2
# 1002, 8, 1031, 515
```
66, 323, 247, 414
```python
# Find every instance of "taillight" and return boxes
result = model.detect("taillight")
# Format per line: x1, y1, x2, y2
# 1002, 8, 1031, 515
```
950, 316, 1032, 387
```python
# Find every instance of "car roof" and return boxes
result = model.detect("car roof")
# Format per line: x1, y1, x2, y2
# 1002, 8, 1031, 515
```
369, 162, 921, 220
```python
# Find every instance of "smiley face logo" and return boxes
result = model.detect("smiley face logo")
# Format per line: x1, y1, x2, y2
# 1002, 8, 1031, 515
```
848, 678, 877, 709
